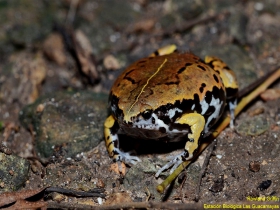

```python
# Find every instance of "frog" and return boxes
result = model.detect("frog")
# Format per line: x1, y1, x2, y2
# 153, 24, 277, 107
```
104, 45, 238, 177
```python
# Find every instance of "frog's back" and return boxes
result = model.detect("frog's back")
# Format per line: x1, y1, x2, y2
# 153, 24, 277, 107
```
111, 52, 226, 116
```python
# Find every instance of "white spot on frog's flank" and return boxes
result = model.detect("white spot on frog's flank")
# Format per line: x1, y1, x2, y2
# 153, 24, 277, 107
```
191, 104, 195, 110
167, 108, 182, 118
132, 113, 188, 135
201, 95, 223, 133
200, 99, 209, 115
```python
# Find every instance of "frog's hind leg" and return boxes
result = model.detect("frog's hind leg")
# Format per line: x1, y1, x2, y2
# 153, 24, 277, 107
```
155, 113, 205, 177
205, 56, 239, 128
104, 115, 141, 165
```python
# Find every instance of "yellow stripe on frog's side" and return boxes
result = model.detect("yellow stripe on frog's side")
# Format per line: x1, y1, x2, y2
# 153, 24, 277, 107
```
175, 112, 205, 158
126, 58, 168, 119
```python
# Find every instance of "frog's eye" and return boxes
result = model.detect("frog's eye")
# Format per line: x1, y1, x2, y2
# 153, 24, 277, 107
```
142, 110, 152, 119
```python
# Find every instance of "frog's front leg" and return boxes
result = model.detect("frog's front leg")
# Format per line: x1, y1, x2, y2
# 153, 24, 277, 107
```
155, 113, 205, 177
104, 115, 141, 165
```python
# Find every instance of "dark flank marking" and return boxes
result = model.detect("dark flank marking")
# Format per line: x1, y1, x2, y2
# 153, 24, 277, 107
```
108, 141, 113, 147
177, 67, 186, 74
165, 81, 179, 85
224, 66, 231, 70
207, 106, 216, 115
205, 91, 212, 104
199, 83, 206, 93
109, 95, 124, 119
113, 149, 119, 156
170, 123, 191, 132
124, 76, 136, 84
185, 62, 193, 67
197, 65, 206, 71
226, 87, 238, 99
113, 139, 119, 148
213, 74, 219, 83
213, 86, 226, 101
177, 63, 193, 74
159, 127, 166, 133
216, 70, 220, 74
207, 60, 215, 69
111, 120, 120, 135
207, 117, 217, 129
143, 88, 154, 98
124, 68, 136, 78
137, 60, 147, 64
193, 93, 202, 113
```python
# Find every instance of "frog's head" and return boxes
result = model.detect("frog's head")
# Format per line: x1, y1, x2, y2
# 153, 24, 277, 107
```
110, 93, 155, 124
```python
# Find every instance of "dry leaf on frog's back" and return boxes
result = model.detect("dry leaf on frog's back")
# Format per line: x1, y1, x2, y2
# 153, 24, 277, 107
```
43, 32, 66, 66
260, 88, 280, 101
72, 29, 99, 83
110, 162, 126, 175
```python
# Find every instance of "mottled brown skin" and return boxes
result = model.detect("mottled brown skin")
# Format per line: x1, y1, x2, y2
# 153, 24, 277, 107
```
111, 52, 226, 122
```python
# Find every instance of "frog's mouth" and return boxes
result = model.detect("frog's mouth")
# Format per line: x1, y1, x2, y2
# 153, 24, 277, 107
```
120, 125, 168, 139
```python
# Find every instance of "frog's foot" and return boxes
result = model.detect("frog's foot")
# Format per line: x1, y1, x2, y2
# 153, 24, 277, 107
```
113, 148, 141, 165
155, 152, 192, 177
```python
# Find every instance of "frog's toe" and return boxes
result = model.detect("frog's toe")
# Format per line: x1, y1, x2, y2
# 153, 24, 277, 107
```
155, 152, 193, 177
114, 148, 141, 165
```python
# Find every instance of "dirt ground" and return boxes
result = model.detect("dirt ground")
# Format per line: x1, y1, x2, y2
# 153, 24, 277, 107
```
0, 0, 280, 209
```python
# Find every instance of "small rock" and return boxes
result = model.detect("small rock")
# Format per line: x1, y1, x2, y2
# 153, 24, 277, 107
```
209, 175, 224, 193
257, 180, 272, 191
19, 91, 108, 162
0, 152, 30, 192
236, 116, 269, 136
249, 161, 261, 172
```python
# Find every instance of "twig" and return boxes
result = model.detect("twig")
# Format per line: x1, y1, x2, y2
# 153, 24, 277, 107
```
194, 139, 216, 201
45, 187, 105, 198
